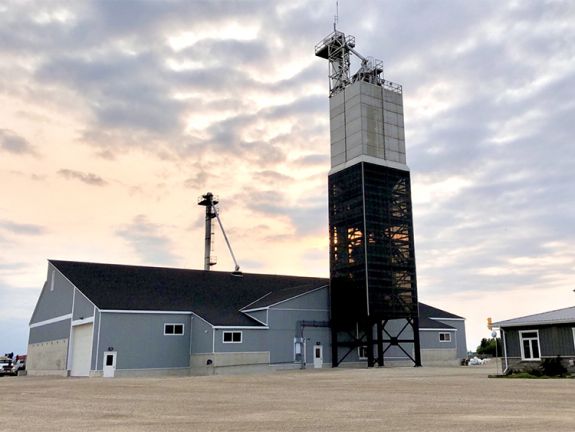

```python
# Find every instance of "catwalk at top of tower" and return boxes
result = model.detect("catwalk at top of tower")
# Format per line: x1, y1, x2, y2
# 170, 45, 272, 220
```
314, 29, 401, 97
315, 29, 409, 171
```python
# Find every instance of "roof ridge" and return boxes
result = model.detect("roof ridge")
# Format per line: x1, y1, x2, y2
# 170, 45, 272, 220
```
496, 305, 575, 323
49, 259, 329, 280
418, 302, 464, 319
240, 291, 272, 310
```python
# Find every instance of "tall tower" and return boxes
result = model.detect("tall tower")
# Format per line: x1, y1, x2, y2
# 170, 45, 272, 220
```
316, 30, 421, 367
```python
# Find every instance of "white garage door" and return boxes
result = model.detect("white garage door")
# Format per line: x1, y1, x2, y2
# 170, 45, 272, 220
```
70, 323, 93, 377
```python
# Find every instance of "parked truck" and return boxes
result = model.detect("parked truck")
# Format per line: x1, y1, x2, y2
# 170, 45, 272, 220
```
0, 353, 26, 376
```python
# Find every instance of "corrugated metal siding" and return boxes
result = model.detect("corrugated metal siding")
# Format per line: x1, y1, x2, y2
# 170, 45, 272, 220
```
504, 325, 575, 358
30, 265, 74, 324
97, 312, 191, 370
267, 308, 330, 364
73, 290, 94, 320
504, 328, 521, 357
542, 325, 575, 356
214, 328, 269, 354
270, 288, 329, 310
434, 319, 467, 358
190, 314, 213, 354
420, 329, 455, 350
243, 310, 267, 325
28, 319, 71, 344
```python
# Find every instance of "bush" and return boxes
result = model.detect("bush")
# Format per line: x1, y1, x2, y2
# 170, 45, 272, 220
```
525, 366, 544, 377
476, 338, 502, 356
540, 356, 567, 377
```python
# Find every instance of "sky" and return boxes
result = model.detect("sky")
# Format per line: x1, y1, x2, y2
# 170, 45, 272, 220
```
1, 0, 574, 357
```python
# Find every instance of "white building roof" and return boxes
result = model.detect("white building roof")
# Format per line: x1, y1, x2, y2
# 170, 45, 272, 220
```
494, 306, 575, 328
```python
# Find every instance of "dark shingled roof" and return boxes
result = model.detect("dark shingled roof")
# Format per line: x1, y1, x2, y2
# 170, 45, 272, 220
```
242, 283, 327, 310
50, 260, 463, 327
419, 317, 455, 330
418, 302, 464, 320
50, 260, 327, 326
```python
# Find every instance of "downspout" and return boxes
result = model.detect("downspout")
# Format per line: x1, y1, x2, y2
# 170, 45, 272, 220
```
501, 327, 509, 374
296, 320, 330, 369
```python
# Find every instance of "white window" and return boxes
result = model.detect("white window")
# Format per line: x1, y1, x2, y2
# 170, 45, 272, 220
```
223, 331, 242, 343
439, 332, 451, 342
164, 323, 184, 335
358, 345, 368, 360
519, 330, 541, 360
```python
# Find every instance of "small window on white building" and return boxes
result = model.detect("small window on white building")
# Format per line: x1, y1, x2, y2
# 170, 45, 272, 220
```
439, 332, 451, 342
519, 330, 540, 360
223, 331, 242, 343
164, 323, 184, 335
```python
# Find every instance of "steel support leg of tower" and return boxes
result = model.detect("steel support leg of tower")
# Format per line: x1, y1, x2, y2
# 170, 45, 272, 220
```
331, 327, 338, 367
366, 322, 374, 367
376, 321, 384, 367
413, 316, 422, 367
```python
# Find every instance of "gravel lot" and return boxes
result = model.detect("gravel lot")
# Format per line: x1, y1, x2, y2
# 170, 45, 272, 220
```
1, 364, 573, 432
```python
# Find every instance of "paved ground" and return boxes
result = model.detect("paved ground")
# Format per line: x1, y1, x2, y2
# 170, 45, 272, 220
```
1, 364, 573, 432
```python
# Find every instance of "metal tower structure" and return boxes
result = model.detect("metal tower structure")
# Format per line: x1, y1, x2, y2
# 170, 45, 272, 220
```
198, 192, 218, 271
197, 192, 242, 276
316, 29, 421, 367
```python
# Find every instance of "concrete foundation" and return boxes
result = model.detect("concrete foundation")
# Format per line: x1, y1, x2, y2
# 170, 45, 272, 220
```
421, 348, 459, 366
190, 351, 270, 375
503, 356, 575, 374
26, 370, 69, 377
26, 338, 68, 374
113, 368, 191, 378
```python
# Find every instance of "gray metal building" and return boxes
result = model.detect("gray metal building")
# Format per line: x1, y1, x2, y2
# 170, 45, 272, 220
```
27, 260, 466, 377
494, 306, 575, 373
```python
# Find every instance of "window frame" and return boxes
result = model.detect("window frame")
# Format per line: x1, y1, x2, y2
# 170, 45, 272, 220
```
439, 332, 451, 343
519, 329, 541, 360
164, 323, 184, 336
222, 331, 243, 344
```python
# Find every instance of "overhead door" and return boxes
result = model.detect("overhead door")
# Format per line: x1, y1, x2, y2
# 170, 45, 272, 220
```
70, 323, 93, 377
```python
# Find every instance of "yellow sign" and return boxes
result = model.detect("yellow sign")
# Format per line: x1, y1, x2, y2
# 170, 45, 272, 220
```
487, 317, 493, 330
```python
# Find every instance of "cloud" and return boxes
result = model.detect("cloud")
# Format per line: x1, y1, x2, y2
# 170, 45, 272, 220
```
0, 262, 30, 271
116, 215, 180, 266
58, 169, 107, 186
293, 154, 329, 167
178, 38, 270, 66
0, 220, 46, 236
253, 170, 293, 185
0, 129, 36, 155
239, 189, 327, 237
36, 51, 186, 134
183, 170, 208, 190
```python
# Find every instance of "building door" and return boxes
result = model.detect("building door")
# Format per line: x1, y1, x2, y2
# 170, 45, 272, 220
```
103, 351, 117, 378
70, 323, 93, 377
313, 344, 323, 368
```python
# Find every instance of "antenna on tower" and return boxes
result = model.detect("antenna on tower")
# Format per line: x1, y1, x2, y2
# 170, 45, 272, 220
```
333, 1, 339, 31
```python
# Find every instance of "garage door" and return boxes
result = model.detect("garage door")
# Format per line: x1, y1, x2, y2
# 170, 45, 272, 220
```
70, 323, 93, 377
